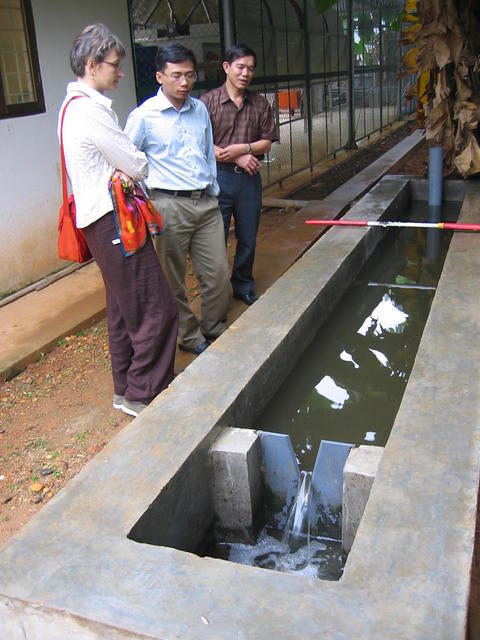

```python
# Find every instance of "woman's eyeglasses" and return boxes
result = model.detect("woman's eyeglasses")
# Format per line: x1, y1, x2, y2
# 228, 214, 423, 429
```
102, 60, 122, 71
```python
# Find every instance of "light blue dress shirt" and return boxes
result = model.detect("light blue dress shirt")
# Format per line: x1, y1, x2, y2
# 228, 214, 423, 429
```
125, 88, 219, 196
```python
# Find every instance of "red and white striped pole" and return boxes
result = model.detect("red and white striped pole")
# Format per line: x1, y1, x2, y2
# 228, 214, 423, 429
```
305, 219, 480, 232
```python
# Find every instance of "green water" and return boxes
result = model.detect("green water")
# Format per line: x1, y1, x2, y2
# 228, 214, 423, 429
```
256, 201, 460, 471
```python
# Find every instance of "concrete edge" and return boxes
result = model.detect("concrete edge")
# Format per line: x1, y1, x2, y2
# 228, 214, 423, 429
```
0, 594, 157, 640
0, 262, 106, 382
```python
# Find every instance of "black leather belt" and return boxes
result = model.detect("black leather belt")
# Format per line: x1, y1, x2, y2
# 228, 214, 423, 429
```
216, 163, 247, 174
150, 187, 207, 199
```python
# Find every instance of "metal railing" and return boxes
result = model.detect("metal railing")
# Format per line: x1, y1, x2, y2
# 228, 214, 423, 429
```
129, 0, 412, 187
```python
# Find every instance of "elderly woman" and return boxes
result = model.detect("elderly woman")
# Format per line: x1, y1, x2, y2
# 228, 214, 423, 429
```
59, 24, 178, 417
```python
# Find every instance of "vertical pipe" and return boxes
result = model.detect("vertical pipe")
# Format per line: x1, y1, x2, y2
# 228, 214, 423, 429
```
336, 1, 342, 147
222, 0, 235, 50
427, 145, 443, 262
362, 0, 366, 137
322, 10, 329, 155
379, 7, 383, 132
304, 0, 313, 168
396, 16, 403, 121
259, 0, 270, 182
126, 0, 140, 105
428, 146, 443, 207
283, 0, 294, 173
346, 0, 356, 149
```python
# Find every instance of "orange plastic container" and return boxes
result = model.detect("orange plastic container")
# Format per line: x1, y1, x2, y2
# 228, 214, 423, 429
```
278, 89, 300, 110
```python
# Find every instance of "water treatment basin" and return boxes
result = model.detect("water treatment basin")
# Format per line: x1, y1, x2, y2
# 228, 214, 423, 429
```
208, 194, 462, 582
0, 176, 478, 639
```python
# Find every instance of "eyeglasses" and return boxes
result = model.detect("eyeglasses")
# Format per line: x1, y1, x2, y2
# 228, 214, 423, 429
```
102, 60, 123, 71
163, 72, 197, 83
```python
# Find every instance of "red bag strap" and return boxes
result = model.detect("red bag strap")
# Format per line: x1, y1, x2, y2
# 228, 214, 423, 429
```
59, 95, 85, 214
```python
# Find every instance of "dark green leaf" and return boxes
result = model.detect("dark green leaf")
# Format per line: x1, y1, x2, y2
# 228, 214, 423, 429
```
390, 11, 407, 31
314, 0, 338, 14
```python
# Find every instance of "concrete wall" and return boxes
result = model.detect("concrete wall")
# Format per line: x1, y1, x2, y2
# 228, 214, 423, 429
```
0, 0, 137, 297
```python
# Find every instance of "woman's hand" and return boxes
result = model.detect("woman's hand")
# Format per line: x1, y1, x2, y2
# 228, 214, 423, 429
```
112, 170, 134, 192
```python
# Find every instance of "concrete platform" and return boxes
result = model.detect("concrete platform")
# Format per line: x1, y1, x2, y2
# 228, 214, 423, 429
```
1, 175, 478, 639
0, 130, 424, 382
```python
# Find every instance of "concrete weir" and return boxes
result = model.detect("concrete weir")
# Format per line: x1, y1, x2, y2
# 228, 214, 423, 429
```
1, 176, 479, 639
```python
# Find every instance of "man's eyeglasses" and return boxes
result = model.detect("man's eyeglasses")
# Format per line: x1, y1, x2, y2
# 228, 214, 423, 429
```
163, 72, 197, 83
102, 60, 123, 71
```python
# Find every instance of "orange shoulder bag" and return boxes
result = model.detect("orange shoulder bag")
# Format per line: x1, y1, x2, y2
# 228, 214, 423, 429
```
57, 96, 92, 263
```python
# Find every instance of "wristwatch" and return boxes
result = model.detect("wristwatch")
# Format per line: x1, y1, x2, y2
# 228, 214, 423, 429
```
247, 143, 252, 154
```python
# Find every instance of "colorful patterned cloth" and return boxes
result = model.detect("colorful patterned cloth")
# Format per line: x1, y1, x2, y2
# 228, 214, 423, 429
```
109, 177, 164, 257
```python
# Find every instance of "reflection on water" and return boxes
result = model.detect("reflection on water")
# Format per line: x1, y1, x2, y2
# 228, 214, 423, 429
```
256, 201, 459, 471
357, 293, 408, 336
315, 375, 349, 409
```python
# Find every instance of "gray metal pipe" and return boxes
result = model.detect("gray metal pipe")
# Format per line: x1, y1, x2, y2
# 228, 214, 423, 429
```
428, 146, 443, 207
427, 145, 443, 262
346, 0, 356, 149
222, 0, 235, 51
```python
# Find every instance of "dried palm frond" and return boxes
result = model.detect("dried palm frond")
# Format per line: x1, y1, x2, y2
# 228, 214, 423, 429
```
400, 0, 480, 177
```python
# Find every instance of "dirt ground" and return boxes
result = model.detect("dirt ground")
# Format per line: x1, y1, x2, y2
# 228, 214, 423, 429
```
0, 123, 430, 548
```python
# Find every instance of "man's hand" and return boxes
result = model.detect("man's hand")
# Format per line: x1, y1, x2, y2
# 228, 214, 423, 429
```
217, 143, 249, 162
234, 153, 260, 176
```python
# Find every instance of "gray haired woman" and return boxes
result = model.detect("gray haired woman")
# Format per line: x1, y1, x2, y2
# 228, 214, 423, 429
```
59, 23, 178, 417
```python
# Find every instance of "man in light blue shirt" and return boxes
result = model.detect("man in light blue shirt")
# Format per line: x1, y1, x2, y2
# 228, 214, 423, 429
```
125, 43, 229, 355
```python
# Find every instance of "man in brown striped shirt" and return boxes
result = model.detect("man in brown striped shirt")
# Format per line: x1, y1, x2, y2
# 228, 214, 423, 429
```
201, 44, 278, 306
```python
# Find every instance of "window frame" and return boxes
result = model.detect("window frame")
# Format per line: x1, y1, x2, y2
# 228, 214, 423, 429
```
0, 0, 45, 119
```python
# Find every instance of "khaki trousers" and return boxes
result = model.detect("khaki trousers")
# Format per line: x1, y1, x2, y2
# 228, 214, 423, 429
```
151, 192, 229, 349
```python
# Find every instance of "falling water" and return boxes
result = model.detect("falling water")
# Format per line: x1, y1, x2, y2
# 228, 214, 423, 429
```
281, 470, 312, 552
210, 466, 344, 580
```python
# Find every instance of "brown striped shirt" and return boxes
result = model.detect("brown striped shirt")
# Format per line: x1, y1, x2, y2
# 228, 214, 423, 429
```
200, 84, 278, 158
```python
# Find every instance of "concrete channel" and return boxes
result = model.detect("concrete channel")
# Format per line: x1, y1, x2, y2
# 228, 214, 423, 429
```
0, 175, 479, 639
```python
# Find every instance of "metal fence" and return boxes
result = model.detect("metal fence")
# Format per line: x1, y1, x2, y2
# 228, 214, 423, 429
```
129, 0, 412, 187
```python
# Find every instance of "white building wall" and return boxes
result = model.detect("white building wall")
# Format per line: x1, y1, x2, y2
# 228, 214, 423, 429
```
0, 0, 138, 296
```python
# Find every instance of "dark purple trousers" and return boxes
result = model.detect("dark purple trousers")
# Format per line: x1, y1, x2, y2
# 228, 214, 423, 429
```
83, 212, 179, 404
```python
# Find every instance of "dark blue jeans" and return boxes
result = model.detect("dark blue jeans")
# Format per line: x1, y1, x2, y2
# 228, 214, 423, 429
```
217, 169, 262, 295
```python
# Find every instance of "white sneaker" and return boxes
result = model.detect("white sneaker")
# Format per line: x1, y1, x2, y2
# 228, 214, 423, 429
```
112, 394, 125, 410
121, 399, 148, 417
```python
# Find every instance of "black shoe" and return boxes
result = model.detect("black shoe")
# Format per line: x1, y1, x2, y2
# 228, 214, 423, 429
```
178, 340, 210, 355
234, 291, 258, 306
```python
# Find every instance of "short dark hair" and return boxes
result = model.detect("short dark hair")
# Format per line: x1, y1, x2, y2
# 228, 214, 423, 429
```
224, 44, 257, 67
155, 42, 197, 72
